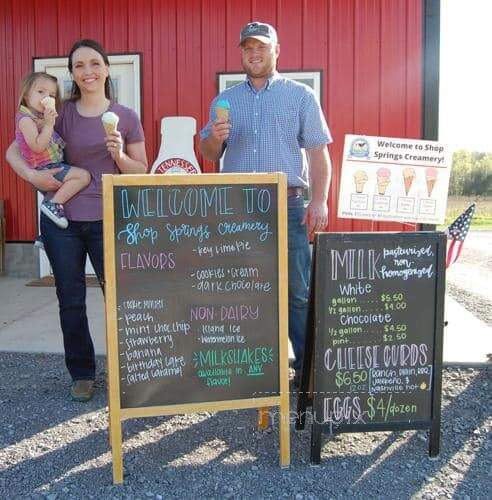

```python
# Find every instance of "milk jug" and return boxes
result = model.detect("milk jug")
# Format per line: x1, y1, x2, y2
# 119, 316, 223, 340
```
151, 116, 201, 174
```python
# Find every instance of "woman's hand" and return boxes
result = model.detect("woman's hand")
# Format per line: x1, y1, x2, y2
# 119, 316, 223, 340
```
5, 142, 62, 191
31, 168, 63, 192
106, 133, 147, 174
105, 131, 124, 161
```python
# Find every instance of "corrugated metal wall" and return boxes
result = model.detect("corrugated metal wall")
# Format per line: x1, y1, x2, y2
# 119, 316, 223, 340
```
0, 0, 422, 241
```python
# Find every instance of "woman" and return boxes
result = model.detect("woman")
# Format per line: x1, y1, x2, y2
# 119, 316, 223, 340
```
6, 39, 147, 402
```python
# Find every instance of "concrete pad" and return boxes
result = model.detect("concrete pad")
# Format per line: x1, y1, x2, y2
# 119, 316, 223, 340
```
0, 277, 490, 366
0, 277, 106, 355
444, 295, 492, 365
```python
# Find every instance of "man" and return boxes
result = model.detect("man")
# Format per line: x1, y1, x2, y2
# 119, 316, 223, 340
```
199, 21, 332, 384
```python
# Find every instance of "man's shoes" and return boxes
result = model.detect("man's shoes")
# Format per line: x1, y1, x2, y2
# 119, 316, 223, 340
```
293, 370, 301, 389
70, 380, 95, 402
289, 368, 301, 390
292, 370, 301, 390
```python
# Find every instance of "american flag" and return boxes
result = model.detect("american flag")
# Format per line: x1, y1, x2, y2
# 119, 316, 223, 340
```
445, 203, 476, 268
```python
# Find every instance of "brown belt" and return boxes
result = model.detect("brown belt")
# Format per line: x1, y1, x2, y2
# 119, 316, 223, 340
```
287, 187, 304, 197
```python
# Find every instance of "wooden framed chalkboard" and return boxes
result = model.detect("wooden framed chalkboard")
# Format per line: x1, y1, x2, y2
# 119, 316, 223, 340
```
103, 173, 290, 483
296, 232, 446, 464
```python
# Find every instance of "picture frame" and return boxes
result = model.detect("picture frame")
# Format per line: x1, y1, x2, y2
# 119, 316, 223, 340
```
217, 70, 322, 104
33, 53, 142, 118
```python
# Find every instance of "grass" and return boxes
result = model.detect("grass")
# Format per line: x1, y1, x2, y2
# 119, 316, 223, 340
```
442, 195, 492, 230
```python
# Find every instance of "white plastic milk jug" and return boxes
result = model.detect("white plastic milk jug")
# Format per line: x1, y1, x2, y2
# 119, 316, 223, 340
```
151, 116, 201, 174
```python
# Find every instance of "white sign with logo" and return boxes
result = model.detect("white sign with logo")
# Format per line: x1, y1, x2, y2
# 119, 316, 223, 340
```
337, 135, 453, 224
151, 117, 201, 174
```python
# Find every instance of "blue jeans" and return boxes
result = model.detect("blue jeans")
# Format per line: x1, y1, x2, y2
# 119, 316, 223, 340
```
40, 214, 104, 381
36, 163, 71, 199
287, 195, 311, 372
35, 162, 71, 182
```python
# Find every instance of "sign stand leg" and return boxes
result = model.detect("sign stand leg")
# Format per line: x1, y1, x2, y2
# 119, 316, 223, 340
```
279, 398, 290, 467
295, 398, 307, 430
429, 238, 445, 458
310, 422, 322, 464
429, 417, 441, 457
296, 244, 316, 431
110, 416, 123, 484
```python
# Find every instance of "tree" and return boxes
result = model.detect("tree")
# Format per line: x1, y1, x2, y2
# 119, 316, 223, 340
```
449, 149, 492, 196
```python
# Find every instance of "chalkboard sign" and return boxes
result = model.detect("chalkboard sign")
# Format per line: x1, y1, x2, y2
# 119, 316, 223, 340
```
103, 173, 290, 483
296, 232, 445, 464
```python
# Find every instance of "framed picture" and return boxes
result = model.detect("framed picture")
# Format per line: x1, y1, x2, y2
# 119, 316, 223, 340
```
218, 70, 322, 104
33, 53, 142, 117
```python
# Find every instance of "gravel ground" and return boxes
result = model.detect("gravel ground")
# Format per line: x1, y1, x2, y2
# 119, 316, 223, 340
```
446, 231, 492, 326
447, 282, 492, 326
0, 354, 490, 499
1, 231, 490, 499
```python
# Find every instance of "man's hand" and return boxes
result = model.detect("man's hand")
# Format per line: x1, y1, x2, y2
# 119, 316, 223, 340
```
210, 119, 231, 144
199, 119, 231, 161
31, 168, 63, 192
302, 199, 328, 238
304, 145, 331, 237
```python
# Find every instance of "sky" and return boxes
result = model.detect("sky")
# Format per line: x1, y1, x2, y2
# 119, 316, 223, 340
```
439, 0, 491, 152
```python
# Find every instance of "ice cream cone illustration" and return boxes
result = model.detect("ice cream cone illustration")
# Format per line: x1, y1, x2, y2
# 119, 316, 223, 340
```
101, 111, 119, 136
425, 167, 438, 197
353, 170, 368, 193
41, 96, 56, 111
376, 167, 391, 195
402, 167, 416, 195
215, 99, 230, 122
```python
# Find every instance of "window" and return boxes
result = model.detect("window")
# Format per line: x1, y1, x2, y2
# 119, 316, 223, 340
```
33, 54, 142, 117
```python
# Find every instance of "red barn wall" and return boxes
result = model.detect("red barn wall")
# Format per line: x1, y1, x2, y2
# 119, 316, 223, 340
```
0, 0, 422, 241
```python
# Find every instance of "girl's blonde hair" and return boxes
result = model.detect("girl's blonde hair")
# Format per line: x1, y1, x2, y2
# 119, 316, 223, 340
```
18, 72, 61, 110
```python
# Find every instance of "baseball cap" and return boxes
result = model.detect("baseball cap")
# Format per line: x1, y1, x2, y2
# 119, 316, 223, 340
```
239, 22, 278, 45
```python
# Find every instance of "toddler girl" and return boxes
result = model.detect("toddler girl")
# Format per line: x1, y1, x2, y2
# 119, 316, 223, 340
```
15, 72, 90, 228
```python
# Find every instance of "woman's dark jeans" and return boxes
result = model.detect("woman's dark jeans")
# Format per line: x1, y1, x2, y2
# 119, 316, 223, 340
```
41, 214, 104, 381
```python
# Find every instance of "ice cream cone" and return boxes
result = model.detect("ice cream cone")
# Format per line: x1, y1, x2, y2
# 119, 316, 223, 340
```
101, 111, 119, 136
41, 96, 56, 111
402, 167, 416, 196
376, 167, 391, 195
403, 177, 413, 195
377, 180, 389, 195
215, 99, 230, 122
425, 167, 438, 197
216, 107, 229, 121
426, 179, 436, 197
353, 170, 368, 193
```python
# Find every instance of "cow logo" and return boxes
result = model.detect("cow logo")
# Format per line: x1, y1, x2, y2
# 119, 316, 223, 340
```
153, 158, 199, 174
349, 137, 370, 158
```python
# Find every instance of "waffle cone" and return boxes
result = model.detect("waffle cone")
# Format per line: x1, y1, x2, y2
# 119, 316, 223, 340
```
377, 178, 390, 195
216, 107, 229, 121
404, 176, 414, 196
355, 181, 366, 194
103, 121, 118, 136
426, 178, 436, 197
